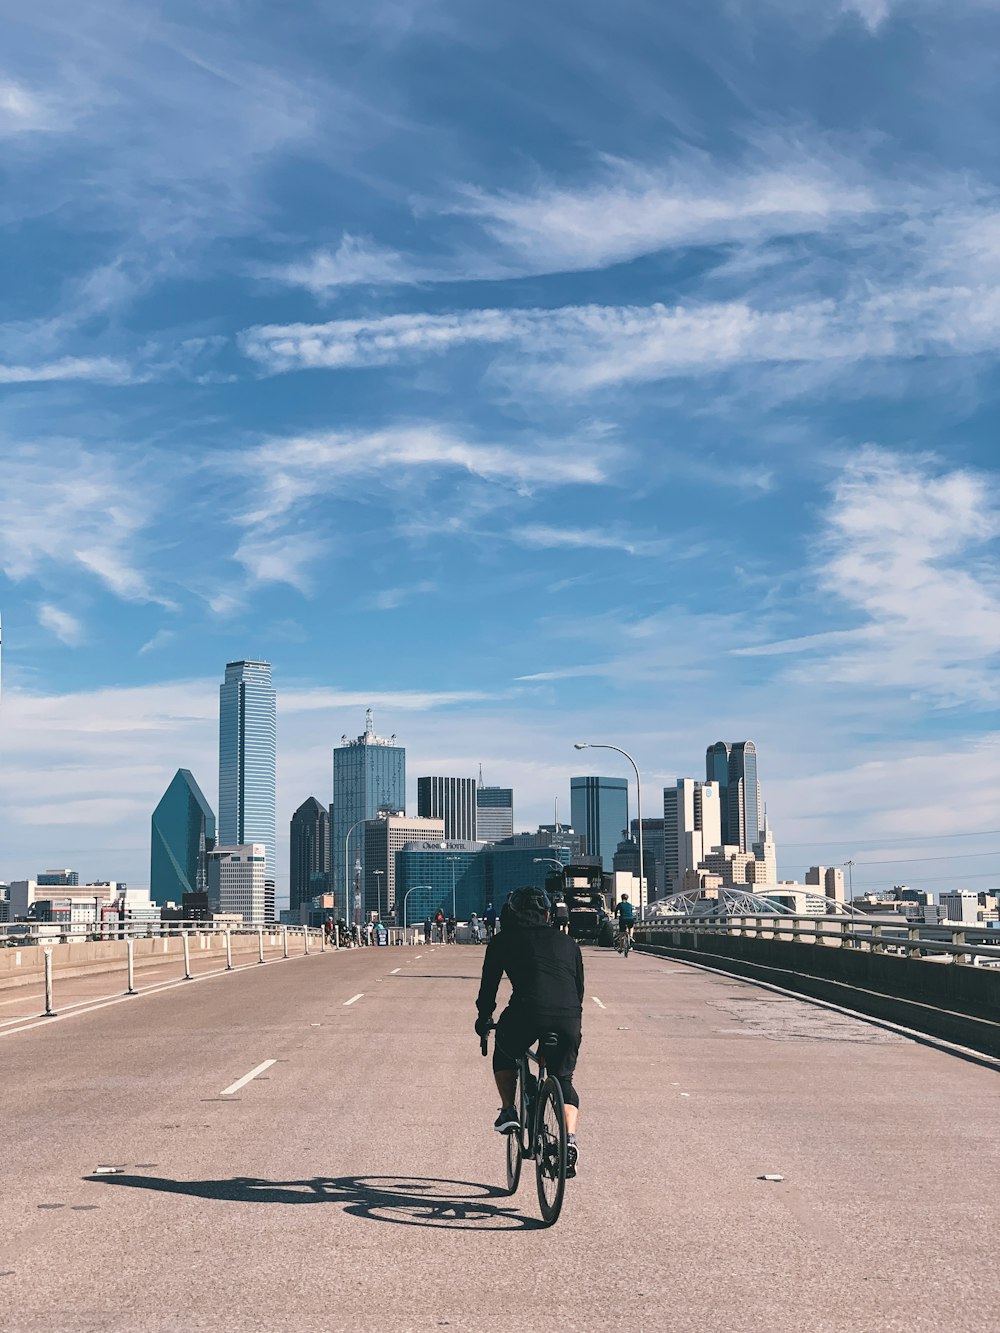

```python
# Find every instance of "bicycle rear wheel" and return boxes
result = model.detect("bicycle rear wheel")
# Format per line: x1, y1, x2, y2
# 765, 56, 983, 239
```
505, 1057, 528, 1194
534, 1076, 567, 1226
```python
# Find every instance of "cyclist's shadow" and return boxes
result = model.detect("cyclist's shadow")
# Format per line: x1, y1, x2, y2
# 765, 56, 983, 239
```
88, 1173, 545, 1231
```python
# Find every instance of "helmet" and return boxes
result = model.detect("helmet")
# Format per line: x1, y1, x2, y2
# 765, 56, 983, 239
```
506, 886, 551, 925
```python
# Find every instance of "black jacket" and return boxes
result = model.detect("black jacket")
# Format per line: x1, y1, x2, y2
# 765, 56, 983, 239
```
476, 923, 584, 1018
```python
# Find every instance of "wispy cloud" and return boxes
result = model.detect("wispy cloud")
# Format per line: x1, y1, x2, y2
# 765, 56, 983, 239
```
138, 629, 177, 655
233, 533, 327, 595
239, 425, 612, 523
512, 525, 666, 556
0, 444, 166, 606
374, 580, 437, 610
450, 152, 875, 276
0, 356, 134, 384
738, 448, 1000, 705
0, 78, 65, 134
264, 235, 426, 296
241, 276, 1000, 394
37, 603, 84, 646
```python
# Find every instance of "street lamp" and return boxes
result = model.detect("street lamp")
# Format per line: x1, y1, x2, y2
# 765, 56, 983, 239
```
373, 869, 385, 923
574, 741, 646, 919
344, 818, 367, 926
533, 856, 567, 884
446, 855, 460, 919
402, 884, 432, 934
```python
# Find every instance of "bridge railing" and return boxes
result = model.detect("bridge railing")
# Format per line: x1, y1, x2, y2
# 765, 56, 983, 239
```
637, 915, 1000, 967
0, 920, 336, 1019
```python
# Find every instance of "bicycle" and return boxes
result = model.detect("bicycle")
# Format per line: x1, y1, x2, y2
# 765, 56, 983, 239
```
481, 1025, 567, 1226
614, 927, 632, 957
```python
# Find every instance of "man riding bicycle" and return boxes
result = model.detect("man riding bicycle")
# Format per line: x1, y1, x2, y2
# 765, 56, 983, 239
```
475, 887, 583, 1178
615, 894, 635, 952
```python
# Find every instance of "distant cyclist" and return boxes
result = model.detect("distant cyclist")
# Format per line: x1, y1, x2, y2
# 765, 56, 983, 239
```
552, 894, 570, 935
615, 894, 635, 953
484, 901, 497, 940
475, 887, 583, 1178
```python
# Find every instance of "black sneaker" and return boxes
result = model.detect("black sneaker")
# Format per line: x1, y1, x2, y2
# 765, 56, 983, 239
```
494, 1106, 519, 1134
566, 1139, 579, 1178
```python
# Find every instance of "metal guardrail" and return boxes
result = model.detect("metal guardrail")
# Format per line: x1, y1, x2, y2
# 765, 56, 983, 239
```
637, 915, 1000, 967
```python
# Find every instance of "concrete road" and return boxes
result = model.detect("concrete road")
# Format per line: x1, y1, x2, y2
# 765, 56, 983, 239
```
0, 943, 996, 1333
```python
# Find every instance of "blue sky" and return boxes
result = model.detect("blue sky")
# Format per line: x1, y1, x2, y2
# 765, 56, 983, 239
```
3, 0, 1000, 905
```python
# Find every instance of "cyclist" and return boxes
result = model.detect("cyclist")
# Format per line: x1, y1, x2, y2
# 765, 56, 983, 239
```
552, 894, 570, 935
483, 901, 497, 940
474, 887, 583, 1178
615, 894, 635, 953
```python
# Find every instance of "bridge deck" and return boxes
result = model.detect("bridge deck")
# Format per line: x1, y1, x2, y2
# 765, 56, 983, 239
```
1, 944, 996, 1332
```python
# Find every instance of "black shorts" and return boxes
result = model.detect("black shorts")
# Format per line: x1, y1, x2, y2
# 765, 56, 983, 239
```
493, 1006, 582, 1083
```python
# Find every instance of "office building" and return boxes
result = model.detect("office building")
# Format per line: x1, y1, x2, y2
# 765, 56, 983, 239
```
632, 818, 665, 897
362, 814, 444, 924
218, 661, 277, 906
209, 844, 267, 923
150, 769, 216, 907
417, 776, 477, 841
332, 710, 405, 905
751, 817, 777, 884
663, 780, 722, 894
706, 740, 763, 854
289, 797, 331, 916
570, 776, 628, 872
806, 866, 845, 908
395, 839, 486, 925
487, 842, 574, 906
939, 890, 980, 925
476, 785, 514, 843
37, 869, 79, 887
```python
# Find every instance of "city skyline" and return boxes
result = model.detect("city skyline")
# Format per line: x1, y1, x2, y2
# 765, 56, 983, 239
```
3, 4, 1000, 906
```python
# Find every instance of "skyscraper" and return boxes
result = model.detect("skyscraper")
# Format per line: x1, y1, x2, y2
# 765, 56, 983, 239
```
705, 742, 732, 845
663, 779, 722, 894
570, 775, 628, 872
289, 797, 330, 916
218, 660, 277, 904
476, 785, 514, 842
331, 710, 405, 907
706, 740, 763, 853
208, 843, 267, 923
150, 769, 216, 906
417, 776, 477, 841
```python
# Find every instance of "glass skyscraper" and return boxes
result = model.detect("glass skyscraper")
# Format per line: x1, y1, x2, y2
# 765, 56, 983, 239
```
289, 797, 330, 915
150, 768, 216, 906
218, 660, 277, 887
476, 785, 514, 842
570, 775, 628, 872
331, 710, 405, 908
417, 775, 477, 841
706, 740, 762, 853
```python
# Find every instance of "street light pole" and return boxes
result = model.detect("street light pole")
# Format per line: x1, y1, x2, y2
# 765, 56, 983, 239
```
403, 884, 432, 936
373, 869, 385, 923
574, 741, 645, 919
447, 856, 458, 918
344, 818, 367, 926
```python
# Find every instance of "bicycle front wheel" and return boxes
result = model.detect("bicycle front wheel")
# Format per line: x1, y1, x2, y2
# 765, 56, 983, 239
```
534, 1076, 567, 1226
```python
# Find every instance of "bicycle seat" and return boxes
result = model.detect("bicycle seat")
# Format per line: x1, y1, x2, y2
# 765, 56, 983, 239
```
540, 1031, 560, 1049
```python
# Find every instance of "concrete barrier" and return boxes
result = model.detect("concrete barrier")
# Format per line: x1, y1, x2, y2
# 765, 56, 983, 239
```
0, 932, 269, 991
637, 930, 1000, 1059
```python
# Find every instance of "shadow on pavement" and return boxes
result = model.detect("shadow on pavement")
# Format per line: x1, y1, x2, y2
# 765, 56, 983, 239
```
87, 1173, 544, 1230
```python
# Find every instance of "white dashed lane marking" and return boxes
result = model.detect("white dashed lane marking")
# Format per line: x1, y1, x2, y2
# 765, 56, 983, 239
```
343, 993, 364, 1006
389, 968, 401, 975
221, 1059, 276, 1097
592, 997, 605, 1009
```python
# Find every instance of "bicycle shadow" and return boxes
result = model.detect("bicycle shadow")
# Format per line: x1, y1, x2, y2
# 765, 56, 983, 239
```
87, 1173, 545, 1231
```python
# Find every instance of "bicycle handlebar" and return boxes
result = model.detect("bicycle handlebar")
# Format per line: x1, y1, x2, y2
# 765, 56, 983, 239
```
479, 1020, 495, 1057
